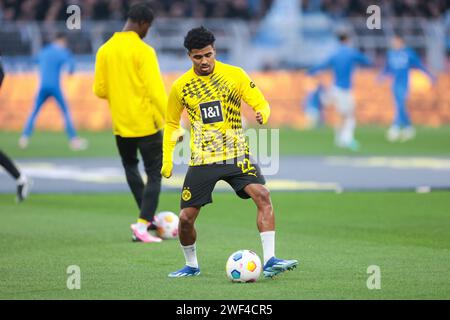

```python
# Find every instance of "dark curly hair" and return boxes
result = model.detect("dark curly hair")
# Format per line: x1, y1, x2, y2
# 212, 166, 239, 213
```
127, 2, 154, 24
184, 26, 216, 51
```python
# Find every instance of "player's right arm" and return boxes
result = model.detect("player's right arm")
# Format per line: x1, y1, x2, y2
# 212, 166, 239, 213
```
377, 54, 392, 83
354, 50, 373, 67
93, 47, 108, 99
161, 84, 185, 178
308, 56, 333, 76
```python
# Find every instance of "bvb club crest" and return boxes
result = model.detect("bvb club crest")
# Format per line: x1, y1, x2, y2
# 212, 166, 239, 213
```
182, 189, 192, 201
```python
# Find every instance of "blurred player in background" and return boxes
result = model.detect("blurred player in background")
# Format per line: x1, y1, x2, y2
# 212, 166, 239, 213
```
161, 26, 298, 278
380, 35, 436, 142
303, 80, 327, 128
1, 53, 31, 203
19, 33, 87, 151
94, 2, 176, 243
308, 32, 372, 151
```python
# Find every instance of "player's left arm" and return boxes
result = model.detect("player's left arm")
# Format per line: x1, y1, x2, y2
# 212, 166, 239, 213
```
409, 49, 436, 83
65, 49, 76, 75
140, 47, 168, 129
239, 69, 270, 125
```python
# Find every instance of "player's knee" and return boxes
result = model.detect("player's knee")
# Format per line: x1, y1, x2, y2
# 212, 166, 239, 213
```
179, 209, 196, 227
122, 160, 139, 169
256, 187, 271, 208
146, 172, 162, 183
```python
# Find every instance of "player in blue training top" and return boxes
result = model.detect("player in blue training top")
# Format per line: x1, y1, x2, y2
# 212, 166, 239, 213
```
379, 35, 436, 142
308, 32, 372, 151
19, 33, 87, 150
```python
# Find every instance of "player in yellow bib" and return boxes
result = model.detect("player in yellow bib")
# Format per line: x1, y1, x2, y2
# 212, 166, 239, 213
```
162, 26, 298, 278
93, 3, 169, 243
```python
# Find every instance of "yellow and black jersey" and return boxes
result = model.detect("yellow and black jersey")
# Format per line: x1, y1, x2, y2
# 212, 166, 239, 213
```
163, 61, 270, 166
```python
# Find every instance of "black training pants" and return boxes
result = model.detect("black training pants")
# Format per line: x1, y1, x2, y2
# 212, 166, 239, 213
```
0, 150, 21, 180
115, 131, 162, 222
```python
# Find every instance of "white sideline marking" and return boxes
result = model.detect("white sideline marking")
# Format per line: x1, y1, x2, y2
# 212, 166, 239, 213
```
326, 157, 450, 170
0, 162, 340, 191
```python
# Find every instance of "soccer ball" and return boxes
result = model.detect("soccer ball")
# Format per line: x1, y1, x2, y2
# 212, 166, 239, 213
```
226, 250, 262, 283
154, 211, 179, 239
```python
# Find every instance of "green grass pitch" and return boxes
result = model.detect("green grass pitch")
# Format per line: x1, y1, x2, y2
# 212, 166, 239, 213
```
1, 126, 449, 299
1, 191, 449, 299
1, 126, 450, 158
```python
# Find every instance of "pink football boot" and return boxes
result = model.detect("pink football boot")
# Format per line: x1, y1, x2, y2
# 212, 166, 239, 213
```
131, 223, 162, 243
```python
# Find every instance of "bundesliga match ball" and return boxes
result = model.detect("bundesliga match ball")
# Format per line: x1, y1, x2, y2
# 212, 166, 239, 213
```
154, 211, 179, 239
226, 250, 262, 283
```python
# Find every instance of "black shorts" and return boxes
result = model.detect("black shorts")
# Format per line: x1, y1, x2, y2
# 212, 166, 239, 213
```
180, 156, 266, 209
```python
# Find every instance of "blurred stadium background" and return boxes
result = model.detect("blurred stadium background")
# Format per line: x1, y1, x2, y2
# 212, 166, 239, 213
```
0, 0, 450, 130
1, 0, 450, 300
